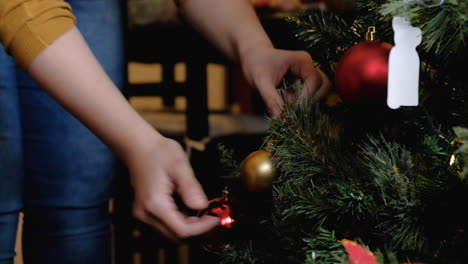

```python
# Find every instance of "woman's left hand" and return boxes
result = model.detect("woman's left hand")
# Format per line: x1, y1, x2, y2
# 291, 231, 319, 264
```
240, 46, 332, 116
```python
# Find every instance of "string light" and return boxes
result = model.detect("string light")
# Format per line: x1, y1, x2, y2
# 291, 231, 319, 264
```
449, 154, 456, 166
221, 216, 235, 228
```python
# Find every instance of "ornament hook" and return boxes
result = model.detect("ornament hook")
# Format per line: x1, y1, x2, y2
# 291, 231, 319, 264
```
365, 26, 377, 41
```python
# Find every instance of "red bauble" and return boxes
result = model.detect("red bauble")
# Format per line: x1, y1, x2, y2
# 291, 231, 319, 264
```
335, 40, 393, 104
200, 196, 234, 229
198, 191, 235, 252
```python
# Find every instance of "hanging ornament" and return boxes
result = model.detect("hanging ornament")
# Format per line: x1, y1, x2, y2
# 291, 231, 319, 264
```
342, 239, 427, 264
198, 187, 235, 252
240, 150, 277, 192
335, 26, 393, 105
341, 239, 377, 264
387, 16, 422, 109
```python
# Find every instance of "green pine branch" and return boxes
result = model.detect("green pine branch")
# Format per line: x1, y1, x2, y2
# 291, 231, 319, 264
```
303, 229, 347, 264
264, 81, 342, 180
219, 241, 259, 264
379, 0, 468, 59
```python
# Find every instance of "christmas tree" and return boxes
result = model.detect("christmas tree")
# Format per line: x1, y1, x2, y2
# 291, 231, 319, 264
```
202, 1, 468, 263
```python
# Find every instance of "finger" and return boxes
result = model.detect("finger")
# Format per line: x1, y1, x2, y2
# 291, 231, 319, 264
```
287, 51, 324, 98
133, 201, 181, 242
295, 64, 331, 101
170, 162, 210, 210
151, 202, 220, 239
183, 214, 220, 236
255, 75, 284, 116
312, 70, 332, 101
187, 215, 218, 223
300, 75, 320, 98
289, 52, 319, 82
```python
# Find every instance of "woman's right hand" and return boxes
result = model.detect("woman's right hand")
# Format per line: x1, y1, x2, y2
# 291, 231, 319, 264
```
127, 133, 220, 242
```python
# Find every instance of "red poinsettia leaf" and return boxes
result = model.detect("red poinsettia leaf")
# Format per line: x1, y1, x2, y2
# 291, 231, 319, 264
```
341, 239, 378, 264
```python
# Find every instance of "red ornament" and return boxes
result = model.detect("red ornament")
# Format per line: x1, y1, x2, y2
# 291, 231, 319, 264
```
201, 197, 234, 229
335, 26, 393, 104
198, 188, 235, 252
342, 239, 378, 264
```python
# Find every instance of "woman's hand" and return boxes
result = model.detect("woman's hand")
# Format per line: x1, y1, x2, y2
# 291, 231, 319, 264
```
240, 46, 332, 116
180, 0, 330, 116
128, 134, 219, 242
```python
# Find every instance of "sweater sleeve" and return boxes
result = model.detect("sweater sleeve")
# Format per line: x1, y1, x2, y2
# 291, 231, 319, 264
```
0, 0, 76, 69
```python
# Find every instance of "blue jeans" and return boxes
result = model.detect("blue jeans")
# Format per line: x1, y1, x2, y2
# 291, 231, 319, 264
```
0, 0, 123, 263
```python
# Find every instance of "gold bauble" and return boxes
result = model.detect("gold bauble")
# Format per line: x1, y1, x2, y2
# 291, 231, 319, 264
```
241, 150, 277, 192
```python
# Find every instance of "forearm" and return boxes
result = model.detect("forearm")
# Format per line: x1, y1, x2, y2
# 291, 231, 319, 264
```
180, 0, 274, 63
27, 27, 159, 165
24, 25, 220, 240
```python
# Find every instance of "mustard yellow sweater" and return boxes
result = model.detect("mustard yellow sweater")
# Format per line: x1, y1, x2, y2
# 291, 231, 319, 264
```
0, 0, 76, 69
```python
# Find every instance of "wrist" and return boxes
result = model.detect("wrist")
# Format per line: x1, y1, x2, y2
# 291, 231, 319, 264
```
238, 39, 273, 65
120, 122, 164, 167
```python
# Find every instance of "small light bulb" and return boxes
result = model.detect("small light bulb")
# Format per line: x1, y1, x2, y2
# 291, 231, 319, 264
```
220, 216, 234, 228
449, 154, 456, 166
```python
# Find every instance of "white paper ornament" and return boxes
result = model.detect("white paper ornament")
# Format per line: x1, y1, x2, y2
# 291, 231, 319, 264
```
387, 16, 422, 109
